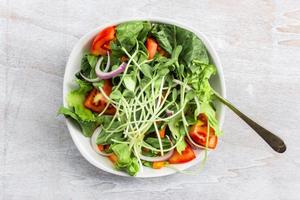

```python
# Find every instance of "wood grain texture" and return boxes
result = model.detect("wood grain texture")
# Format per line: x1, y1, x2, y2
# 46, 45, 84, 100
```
1, 0, 300, 199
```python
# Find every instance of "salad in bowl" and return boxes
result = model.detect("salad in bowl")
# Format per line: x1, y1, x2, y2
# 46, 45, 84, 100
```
59, 20, 225, 177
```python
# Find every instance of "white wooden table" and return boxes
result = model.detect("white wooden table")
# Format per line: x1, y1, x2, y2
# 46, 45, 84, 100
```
1, 0, 300, 199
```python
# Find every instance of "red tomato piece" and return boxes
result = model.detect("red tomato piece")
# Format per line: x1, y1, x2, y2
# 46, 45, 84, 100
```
189, 121, 218, 149
91, 26, 115, 56
168, 144, 196, 164
146, 37, 158, 60
84, 80, 116, 114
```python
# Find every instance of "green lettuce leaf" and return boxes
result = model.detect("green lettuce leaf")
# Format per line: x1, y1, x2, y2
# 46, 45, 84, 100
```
58, 107, 98, 137
67, 79, 95, 122
112, 143, 139, 176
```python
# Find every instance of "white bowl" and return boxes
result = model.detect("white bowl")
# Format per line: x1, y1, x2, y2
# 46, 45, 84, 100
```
63, 18, 226, 177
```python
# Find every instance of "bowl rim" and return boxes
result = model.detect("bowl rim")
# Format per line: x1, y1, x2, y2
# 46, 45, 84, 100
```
63, 17, 226, 178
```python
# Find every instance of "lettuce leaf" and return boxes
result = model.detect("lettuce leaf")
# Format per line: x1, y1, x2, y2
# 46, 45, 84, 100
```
58, 107, 98, 137
187, 63, 221, 136
67, 79, 95, 122
112, 143, 139, 176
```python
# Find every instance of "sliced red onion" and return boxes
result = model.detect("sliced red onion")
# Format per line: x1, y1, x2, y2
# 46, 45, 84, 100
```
91, 126, 112, 156
96, 62, 127, 80
186, 131, 207, 149
139, 148, 174, 162
104, 51, 110, 72
80, 72, 100, 82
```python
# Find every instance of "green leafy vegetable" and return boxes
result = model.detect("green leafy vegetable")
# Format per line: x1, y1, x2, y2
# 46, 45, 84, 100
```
112, 143, 140, 176
116, 21, 144, 51
58, 107, 98, 137
67, 79, 95, 121
79, 54, 98, 78
123, 73, 136, 92
145, 137, 171, 149
151, 24, 174, 54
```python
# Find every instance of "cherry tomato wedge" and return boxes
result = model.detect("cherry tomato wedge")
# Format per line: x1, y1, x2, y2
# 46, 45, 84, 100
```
188, 121, 218, 149
84, 80, 116, 114
146, 37, 158, 59
91, 26, 115, 56
168, 144, 196, 164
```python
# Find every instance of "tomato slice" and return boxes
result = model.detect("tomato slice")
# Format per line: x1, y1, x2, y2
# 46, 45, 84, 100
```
91, 26, 115, 56
146, 37, 158, 60
168, 144, 196, 164
84, 80, 116, 114
188, 121, 218, 149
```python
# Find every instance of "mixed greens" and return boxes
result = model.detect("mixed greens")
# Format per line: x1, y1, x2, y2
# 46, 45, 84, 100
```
59, 21, 222, 176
